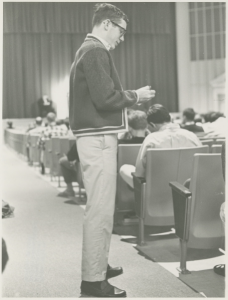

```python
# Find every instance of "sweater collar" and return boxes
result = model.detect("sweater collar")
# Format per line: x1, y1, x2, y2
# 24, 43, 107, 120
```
158, 122, 180, 132
86, 34, 111, 51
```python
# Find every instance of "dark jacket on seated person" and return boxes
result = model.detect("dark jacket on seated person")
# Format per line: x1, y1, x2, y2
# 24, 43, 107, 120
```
180, 123, 204, 133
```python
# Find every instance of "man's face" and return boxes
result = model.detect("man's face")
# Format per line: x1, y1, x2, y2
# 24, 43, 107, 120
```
106, 19, 127, 50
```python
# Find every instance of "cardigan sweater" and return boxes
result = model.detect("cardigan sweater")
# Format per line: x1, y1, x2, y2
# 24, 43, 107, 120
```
69, 35, 138, 136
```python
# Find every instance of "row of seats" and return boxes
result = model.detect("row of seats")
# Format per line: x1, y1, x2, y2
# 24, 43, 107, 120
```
5, 129, 225, 273
4, 129, 76, 184
116, 136, 225, 213
116, 141, 225, 274
200, 138, 225, 152
169, 153, 225, 273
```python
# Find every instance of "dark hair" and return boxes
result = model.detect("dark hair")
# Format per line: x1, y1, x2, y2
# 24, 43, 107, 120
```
46, 112, 56, 123
128, 110, 148, 130
202, 111, 224, 123
56, 119, 64, 126
147, 104, 171, 124
92, 3, 129, 28
183, 108, 195, 121
210, 112, 224, 122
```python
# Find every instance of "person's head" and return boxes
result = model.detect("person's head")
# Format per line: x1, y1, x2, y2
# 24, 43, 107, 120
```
46, 112, 56, 124
92, 3, 129, 50
128, 110, 148, 137
210, 112, 224, 122
35, 117, 42, 126
182, 108, 195, 123
201, 111, 224, 123
147, 104, 171, 131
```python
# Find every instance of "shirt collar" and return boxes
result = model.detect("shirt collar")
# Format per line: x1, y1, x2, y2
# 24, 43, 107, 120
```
86, 34, 111, 51
185, 121, 195, 125
158, 122, 180, 131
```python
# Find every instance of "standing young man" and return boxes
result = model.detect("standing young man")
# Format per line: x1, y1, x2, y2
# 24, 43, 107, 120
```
69, 3, 155, 297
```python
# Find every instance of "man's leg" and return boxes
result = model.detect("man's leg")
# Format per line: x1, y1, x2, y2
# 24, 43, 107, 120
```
119, 164, 136, 188
77, 134, 117, 281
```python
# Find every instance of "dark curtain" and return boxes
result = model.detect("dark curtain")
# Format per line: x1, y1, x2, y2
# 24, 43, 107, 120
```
3, 2, 178, 118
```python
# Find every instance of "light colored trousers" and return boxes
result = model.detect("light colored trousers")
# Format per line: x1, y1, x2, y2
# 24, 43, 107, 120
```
119, 164, 136, 189
76, 134, 118, 281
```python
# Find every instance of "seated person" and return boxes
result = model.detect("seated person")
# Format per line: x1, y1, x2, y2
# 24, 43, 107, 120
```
203, 114, 226, 138
38, 112, 68, 174
58, 143, 80, 198
26, 116, 44, 133
201, 111, 224, 123
118, 110, 149, 143
38, 95, 56, 118
120, 104, 202, 188
180, 108, 204, 133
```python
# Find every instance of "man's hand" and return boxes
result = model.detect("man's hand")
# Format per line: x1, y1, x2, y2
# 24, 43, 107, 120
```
136, 86, 156, 105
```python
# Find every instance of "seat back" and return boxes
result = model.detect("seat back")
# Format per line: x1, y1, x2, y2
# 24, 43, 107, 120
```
213, 138, 225, 146
188, 154, 225, 248
144, 146, 209, 226
116, 144, 141, 211
51, 137, 61, 176
43, 138, 52, 168
201, 139, 213, 152
30, 135, 40, 163
60, 137, 71, 157
211, 145, 222, 153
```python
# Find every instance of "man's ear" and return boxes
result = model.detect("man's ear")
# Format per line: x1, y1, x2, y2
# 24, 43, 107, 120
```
103, 20, 109, 31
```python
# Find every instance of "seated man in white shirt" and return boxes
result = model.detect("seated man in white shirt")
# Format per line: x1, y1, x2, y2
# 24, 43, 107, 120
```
120, 104, 202, 188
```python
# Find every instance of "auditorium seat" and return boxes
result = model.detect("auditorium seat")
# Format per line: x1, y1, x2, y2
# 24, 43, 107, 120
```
213, 138, 225, 145
132, 146, 209, 245
60, 137, 71, 157
43, 138, 52, 170
23, 133, 28, 157
212, 144, 222, 153
51, 137, 62, 186
29, 135, 40, 166
169, 153, 225, 274
116, 144, 141, 212
201, 139, 214, 152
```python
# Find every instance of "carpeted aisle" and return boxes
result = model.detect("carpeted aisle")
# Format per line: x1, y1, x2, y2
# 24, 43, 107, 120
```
2, 146, 202, 297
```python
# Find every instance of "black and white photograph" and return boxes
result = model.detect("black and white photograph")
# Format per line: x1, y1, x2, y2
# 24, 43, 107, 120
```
2, 1, 226, 298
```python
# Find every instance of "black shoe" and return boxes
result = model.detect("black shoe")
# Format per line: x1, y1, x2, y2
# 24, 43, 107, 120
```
106, 264, 123, 279
81, 280, 126, 298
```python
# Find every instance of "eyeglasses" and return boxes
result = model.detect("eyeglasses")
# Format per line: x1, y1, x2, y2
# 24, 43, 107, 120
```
110, 20, 127, 37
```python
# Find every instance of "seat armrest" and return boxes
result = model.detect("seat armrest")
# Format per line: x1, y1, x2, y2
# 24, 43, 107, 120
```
169, 181, 192, 197
169, 181, 192, 241
132, 172, 146, 218
131, 172, 146, 184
